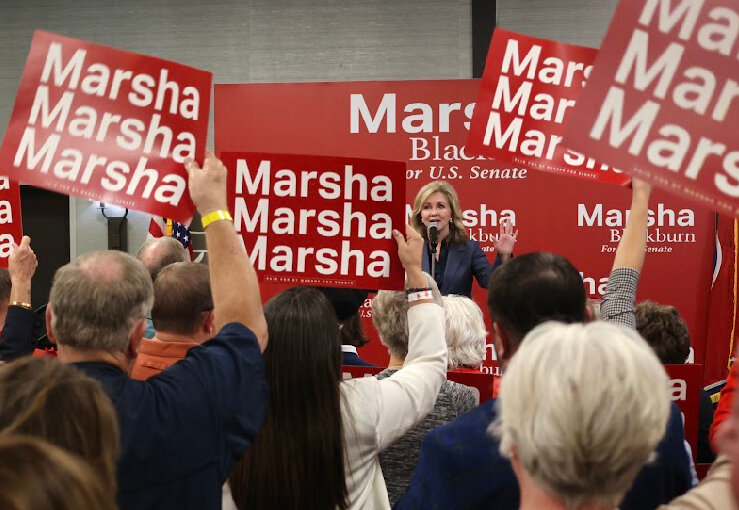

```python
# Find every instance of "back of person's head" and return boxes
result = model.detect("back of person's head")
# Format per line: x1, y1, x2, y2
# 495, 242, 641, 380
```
152, 262, 213, 336
136, 236, 189, 281
340, 311, 369, 348
372, 290, 410, 359
49, 250, 153, 352
0, 358, 119, 493
494, 321, 670, 509
487, 252, 585, 358
635, 300, 690, 364
0, 435, 116, 510
443, 295, 486, 369
229, 286, 348, 510
315, 287, 370, 347
0, 268, 11, 302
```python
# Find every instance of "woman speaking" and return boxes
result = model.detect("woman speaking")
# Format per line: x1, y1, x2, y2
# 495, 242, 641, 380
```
411, 181, 516, 297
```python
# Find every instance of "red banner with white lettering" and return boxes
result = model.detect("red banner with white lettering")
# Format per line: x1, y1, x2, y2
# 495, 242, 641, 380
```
467, 29, 628, 186
564, 0, 739, 216
214, 80, 716, 379
221, 152, 406, 290
0, 30, 211, 222
664, 364, 702, 463
0, 177, 23, 268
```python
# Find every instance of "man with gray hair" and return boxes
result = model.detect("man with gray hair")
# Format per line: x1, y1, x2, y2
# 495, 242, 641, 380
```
136, 236, 190, 281
397, 181, 693, 509
39, 152, 269, 510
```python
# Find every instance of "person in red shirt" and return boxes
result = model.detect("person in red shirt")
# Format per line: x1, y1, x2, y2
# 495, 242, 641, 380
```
710, 362, 737, 452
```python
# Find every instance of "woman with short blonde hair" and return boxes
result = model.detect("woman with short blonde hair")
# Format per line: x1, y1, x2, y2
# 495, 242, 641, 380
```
372, 287, 478, 505
443, 294, 487, 369
494, 321, 670, 510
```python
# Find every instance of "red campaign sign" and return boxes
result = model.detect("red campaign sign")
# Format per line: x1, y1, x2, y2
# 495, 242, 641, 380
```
0, 30, 212, 223
220, 152, 406, 290
564, 0, 739, 216
0, 177, 23, 268
467, 29, 629, 186
664, 363, 702, 463
214, 80, 715, 374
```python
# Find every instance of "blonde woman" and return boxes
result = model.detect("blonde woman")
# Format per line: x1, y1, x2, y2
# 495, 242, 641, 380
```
411, 181, 516, 296
494, 322, 671, 510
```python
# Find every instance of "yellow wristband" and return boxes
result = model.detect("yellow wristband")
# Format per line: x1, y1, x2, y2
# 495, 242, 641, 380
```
200, 210, 232, 229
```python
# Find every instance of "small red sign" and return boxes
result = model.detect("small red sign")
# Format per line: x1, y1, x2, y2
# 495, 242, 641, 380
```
564, 0, 739, 215
221, 152, 406, 290
664, 363, 702, 463
0, 177, 23, 268
467, 29, 629, 185
0, 30, 212, 222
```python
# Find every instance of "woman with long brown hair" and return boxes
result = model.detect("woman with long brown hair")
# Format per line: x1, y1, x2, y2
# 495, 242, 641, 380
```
229, 225, 447, 509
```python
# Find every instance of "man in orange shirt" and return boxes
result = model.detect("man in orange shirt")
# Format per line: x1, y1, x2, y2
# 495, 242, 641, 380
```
131, 261, 214, 380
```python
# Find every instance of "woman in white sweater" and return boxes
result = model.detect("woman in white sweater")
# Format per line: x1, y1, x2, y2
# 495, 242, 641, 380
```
228, 225, 447, 510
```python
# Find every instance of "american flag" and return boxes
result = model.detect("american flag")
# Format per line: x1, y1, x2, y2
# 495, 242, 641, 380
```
148, 216, 194, 261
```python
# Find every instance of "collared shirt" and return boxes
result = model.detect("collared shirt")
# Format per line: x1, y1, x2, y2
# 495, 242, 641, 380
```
75, 323, 268, 510
341, 345, 377, 367
131, 336, 200, 381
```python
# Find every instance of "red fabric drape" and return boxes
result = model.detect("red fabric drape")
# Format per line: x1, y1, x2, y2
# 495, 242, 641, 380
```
704, 215, 738, 385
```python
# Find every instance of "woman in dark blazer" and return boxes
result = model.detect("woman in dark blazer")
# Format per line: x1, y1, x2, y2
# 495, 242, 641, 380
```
411, 181, 516, 297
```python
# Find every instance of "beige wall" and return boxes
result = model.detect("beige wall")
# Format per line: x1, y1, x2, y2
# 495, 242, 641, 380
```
498, 0, 619, 48
0, 0, 472, 257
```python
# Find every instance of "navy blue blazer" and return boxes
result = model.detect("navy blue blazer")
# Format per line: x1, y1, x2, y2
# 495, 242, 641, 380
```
342, 350, 377, 367
395, 400, 692, 510
422, 240, 501, 297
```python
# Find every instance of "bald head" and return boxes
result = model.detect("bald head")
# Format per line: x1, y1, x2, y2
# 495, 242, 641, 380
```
136, 237, 189, 281
49, 251, 153, 352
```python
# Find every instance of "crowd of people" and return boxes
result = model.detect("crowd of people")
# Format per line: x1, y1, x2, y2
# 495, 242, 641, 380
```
0, 153, 734, 510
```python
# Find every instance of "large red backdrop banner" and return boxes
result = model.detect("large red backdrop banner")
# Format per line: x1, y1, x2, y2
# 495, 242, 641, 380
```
215, 80, 719, 381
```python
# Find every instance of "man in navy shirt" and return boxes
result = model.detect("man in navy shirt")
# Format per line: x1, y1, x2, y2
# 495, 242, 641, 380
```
38, 152, 269, 510
396, 181, 693, 509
